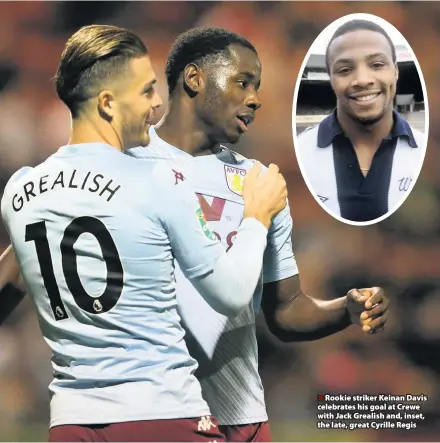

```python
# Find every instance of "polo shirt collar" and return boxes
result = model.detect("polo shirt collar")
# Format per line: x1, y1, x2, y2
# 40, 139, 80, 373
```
317, 109, 418, 148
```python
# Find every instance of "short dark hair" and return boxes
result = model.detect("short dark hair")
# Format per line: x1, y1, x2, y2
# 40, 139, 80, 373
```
165, 27, 257, 95
325, 19, 396, 72
56, 24, 148, 117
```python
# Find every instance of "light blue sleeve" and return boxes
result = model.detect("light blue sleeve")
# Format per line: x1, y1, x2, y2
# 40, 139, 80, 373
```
262, 200, 299, 284
1, 167, 34, 230
149, 161, 270, 317
153, 163, 224, 280
4, 167, 34, 188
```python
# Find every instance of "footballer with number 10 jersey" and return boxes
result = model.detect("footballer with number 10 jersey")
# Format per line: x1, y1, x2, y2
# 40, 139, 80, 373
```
1, 142, 270, 432
129, 127, 299, 429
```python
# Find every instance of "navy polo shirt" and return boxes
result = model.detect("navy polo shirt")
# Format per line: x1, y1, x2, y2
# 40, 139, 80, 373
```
317, 110, 418, 222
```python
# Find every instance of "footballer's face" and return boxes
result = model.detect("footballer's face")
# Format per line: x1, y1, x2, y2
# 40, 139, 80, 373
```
328, 29, 398, 126
199, 45, 262, 144
110, 56, 162, 150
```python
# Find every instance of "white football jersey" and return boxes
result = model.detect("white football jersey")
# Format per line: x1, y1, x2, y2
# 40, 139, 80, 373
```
129, 128, 298, 425
1, 142, 232, 427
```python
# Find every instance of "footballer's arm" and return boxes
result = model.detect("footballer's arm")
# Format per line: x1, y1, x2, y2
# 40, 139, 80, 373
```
162, 162, 287, 317
261, 274, 389, 342
0, 245, 25, 324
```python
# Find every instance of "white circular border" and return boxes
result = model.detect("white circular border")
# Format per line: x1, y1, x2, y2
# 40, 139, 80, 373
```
291, 12, 430, 227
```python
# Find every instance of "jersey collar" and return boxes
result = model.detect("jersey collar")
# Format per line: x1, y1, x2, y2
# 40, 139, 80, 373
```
149, 127, 193, 159
317, 109, 418, 148
57, 143, 119, 156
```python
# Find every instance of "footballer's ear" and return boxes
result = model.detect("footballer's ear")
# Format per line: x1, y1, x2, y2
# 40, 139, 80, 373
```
97, 90, 116, 121
183, 63, 205, 95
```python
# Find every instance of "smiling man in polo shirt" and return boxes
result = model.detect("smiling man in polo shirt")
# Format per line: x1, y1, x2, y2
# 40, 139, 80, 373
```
297, 19, 426, 223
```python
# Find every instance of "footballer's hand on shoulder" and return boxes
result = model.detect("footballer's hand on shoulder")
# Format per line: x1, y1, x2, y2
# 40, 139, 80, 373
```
346, 287, 389, 335
242, 162, 287, 229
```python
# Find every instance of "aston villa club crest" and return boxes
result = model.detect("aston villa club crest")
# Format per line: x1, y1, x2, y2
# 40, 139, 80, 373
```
224, 165, 247, 196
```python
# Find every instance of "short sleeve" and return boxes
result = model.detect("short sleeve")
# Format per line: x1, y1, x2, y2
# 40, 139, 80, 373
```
262, 200, 299, 284
1, 167, 34, 229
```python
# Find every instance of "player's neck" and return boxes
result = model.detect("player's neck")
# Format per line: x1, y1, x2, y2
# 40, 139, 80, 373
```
155, 100, 217, 157
69, 117, 123, 152
336, 105, 394, 148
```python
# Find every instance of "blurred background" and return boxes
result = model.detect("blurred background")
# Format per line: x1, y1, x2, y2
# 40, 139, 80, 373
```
0, 1, 439, 441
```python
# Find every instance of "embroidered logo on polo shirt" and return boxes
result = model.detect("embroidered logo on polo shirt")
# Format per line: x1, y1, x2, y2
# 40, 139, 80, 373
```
398, 177, 412, 192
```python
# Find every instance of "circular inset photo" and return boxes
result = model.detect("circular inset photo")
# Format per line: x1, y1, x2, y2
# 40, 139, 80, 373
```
292, 13, 428, 225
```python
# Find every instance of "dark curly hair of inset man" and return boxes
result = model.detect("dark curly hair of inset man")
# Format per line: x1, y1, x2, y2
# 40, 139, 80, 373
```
165, 27, 258, 95
325, 19, 397, 73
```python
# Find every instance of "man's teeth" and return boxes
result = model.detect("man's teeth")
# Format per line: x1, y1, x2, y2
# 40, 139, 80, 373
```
354, 93, 379, 101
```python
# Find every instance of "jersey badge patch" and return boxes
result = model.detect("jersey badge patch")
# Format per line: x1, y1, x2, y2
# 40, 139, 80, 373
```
224, 165, 246, 196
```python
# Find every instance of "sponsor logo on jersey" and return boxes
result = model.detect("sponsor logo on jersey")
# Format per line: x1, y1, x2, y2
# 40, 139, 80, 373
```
197, 415, 216, 432
196, 207, 218, 241
224, 165, 246, 196
173, 169, 185, 185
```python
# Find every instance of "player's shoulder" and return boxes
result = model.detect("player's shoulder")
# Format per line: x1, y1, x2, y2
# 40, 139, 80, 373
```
148, 158, 185, 181
126, 145, 175, 161
2, 161, 54, 199
103, 151, 166, 186
1, 166, 35, 220
141, 158, 195, 205
296, 124, 319, 144
5, 166, 35, 188
109, 155, 189, 210
407, 125, 426, 148
214, 145, 260, 171
2, 166, 32, 203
